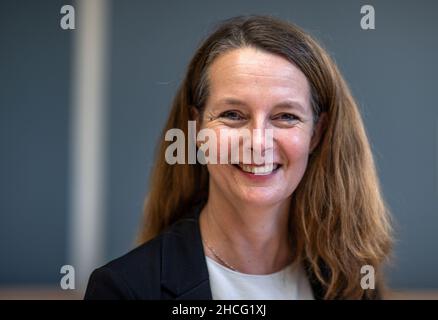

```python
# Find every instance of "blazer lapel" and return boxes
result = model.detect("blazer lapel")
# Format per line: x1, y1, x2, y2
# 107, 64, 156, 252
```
160, 203, 212, 300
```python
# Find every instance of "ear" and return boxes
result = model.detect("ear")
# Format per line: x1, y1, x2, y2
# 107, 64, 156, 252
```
309, 112, 327, 154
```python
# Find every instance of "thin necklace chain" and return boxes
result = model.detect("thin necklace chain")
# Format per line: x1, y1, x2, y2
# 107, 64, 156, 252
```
203, 208, 294, 274
203, 208, 238, 272
203, 238, 237, 271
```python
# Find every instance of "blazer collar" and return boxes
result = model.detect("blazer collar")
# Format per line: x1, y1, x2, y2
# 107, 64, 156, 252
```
160, 202, 212, 299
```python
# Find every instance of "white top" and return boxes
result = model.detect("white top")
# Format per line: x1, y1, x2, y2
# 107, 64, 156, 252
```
205, 256, 314, 300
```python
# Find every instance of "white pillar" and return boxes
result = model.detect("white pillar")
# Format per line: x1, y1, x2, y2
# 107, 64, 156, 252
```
69, 0, 109, 292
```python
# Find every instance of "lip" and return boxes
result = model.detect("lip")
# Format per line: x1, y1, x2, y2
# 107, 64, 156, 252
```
232, 163, 281, 181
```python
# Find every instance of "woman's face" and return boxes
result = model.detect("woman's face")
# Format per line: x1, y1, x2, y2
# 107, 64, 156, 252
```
199, 47, 323, 208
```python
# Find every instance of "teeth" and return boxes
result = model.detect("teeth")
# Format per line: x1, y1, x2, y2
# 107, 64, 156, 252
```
238, 163, 278, 175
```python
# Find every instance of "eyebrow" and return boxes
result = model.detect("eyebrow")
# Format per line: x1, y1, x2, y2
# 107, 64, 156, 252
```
215, 97, 307, 114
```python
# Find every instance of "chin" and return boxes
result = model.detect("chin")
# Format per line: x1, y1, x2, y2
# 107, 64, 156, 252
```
235, 188, 286, 207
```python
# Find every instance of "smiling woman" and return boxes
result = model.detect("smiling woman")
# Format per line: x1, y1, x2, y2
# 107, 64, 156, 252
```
84, 15, 393, 300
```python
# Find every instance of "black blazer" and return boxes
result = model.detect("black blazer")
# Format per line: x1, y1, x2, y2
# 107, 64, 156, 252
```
84, 203, 377, 300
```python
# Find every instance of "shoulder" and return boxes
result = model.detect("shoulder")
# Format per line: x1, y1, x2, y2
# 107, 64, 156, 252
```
83, 213, 203, 300
84, 235, 163, 300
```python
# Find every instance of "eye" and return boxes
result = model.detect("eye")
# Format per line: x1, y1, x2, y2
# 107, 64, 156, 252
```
219, 110, 246, 121
272, 113, 300, 122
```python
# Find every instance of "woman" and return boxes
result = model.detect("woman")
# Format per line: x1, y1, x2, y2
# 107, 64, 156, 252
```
85, 15, 392, 300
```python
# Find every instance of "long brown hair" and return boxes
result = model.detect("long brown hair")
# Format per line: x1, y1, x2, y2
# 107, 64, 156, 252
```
138, 15, 393, 299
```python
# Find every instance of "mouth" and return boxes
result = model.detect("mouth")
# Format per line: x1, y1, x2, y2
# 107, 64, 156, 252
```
233, 163, 281, 176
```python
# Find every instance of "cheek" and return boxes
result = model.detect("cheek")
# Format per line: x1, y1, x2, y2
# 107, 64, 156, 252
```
197, 124, 231, 164
277, 129, 312, 166
214, 127, 246, 163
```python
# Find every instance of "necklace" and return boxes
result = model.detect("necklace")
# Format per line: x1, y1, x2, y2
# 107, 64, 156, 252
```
203, 238, 237, 272
203, 207, 239, 272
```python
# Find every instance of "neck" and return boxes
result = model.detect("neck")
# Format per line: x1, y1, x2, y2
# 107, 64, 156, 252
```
200, 181, 294, 274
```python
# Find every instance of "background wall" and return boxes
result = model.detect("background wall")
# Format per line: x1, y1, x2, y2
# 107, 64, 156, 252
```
1, 0, 437, 296
0, 0, 72, 284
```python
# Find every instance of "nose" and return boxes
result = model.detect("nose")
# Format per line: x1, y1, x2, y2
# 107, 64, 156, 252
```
247, 115, 274, 164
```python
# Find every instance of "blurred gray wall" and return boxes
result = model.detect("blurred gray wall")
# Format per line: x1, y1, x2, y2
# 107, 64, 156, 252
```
0, 0, 72, 284
1, 0, 437, 290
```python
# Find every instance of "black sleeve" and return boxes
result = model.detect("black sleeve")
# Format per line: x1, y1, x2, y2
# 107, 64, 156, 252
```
84, 266, 135, 300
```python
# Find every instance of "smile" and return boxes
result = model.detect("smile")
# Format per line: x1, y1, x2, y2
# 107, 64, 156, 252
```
234, 163, 281, 175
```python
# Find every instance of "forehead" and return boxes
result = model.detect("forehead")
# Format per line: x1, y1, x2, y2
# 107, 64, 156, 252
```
207, 47, 311, 108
